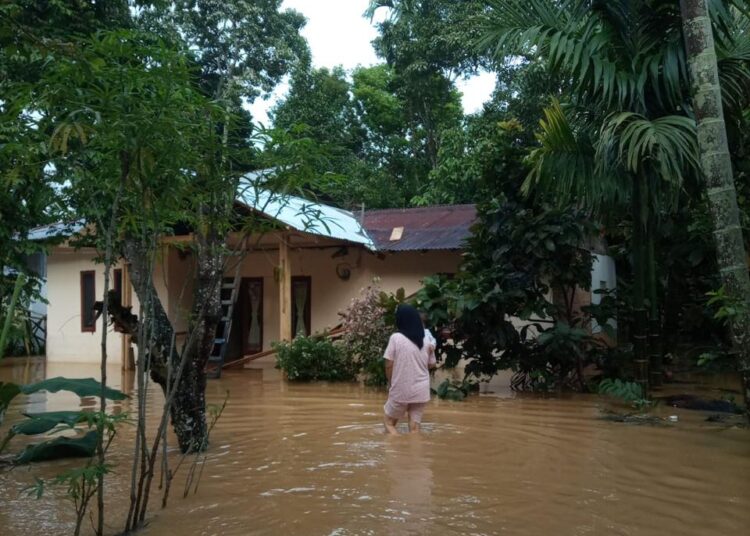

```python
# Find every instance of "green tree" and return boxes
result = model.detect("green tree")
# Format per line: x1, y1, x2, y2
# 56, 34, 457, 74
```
270, 63, 371, 206
121, 0, 309, 458
414, 117, 528, 206
417, 199, 596, 390
272, 64, 363, 151
368, 1, 466, 170
0, 0, 129, 303
138, 0, 307, 103
482, 0, 750, 391
272, 62, 448, 209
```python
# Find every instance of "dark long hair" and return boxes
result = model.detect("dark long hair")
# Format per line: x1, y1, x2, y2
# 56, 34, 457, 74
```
395, 304, 424, 349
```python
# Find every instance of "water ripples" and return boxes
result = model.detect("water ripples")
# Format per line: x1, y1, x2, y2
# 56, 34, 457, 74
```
1, 361, 749, 535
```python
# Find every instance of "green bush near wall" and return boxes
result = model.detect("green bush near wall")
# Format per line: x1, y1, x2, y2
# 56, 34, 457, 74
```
274, 335, 357, 382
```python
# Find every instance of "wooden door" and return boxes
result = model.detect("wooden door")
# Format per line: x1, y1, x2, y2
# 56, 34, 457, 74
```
240, 278, 264, 355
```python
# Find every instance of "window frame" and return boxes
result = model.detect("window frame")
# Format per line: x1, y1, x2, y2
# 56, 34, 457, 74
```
291, 276, 312, 338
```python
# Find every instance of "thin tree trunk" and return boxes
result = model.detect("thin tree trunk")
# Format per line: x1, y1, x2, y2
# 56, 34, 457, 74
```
96, 153, 126, 534
632, 177, 650, 394
646, 210, 663, 388
681, 0, 750, 415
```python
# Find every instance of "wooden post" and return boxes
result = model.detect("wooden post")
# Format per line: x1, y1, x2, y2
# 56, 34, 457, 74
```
122, 263, 135, 370
278, 233, 292, 342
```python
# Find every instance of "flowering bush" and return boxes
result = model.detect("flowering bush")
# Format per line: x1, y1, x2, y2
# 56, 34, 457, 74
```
337, 282, 394, 386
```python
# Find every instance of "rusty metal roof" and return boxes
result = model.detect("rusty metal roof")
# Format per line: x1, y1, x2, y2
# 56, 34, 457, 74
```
362, 204, 477, 251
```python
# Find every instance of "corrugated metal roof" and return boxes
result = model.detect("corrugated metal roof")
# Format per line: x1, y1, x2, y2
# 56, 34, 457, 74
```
27, 221, 85, 241
362, 204, 476, 251
27, 171, 472, 254
235, 172, 377, 250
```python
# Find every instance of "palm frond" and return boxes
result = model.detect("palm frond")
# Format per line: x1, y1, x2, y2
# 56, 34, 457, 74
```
715, 6, 750, 112
482, 0, 688, 111
524, 99, 628, 213
596, 112, 698, 210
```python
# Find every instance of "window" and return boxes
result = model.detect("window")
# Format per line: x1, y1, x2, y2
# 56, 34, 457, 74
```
291, 276, 311, 338
241, 278, 264, 354
81, 271, 96, 332
113, 269, 123, 301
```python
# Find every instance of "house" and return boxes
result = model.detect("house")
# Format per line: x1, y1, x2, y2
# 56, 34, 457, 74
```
35, 178, 616, 367
38, 187, 476, 366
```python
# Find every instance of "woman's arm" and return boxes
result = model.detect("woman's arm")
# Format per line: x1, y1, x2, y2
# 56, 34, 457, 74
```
385, 359, 394, 383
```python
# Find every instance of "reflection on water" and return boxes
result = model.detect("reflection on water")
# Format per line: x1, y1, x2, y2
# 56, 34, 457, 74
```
1, 358, 749, 536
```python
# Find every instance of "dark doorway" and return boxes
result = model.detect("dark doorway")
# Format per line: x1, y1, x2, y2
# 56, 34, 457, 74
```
239, 277, 264, 355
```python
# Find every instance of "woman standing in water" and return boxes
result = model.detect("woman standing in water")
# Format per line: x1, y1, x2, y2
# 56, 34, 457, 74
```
383, 304, 437, 434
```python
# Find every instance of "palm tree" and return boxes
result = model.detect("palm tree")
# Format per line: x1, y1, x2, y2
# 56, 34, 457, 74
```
482, 0, 750, 391
679, 0, 750, 415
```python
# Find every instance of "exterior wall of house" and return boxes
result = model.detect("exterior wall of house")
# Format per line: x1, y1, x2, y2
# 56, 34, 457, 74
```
45, 247, 170, 365
46, 248, 125, 364
591, 253, 617, 334
221, 246, 463, 358
44, 241, 613, 365
359, 250, 461, 295
165, 246, 195, 334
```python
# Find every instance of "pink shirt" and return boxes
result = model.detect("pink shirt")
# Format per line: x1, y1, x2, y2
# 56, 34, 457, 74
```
384, 333, 436, 403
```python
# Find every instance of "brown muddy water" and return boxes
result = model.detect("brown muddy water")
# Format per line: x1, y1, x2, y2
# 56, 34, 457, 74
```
1, 358, 749, 536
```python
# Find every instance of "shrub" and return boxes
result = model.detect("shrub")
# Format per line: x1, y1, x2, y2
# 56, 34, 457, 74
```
274, 335, 356, 382
338, 283, 394, 386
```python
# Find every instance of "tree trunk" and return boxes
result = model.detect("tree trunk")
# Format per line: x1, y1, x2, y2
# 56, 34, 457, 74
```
121, 238, 212, 453
646, 210, 663, 388
171, 226, 223, 452
680, 0, 750, 415
632, 177, 650, 394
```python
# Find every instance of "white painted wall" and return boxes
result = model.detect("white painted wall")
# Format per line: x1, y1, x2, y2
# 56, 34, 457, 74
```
166, 244, 464, 356
590, 253, 617, 334
46, 248, 126, 364
44, 243, 617, 364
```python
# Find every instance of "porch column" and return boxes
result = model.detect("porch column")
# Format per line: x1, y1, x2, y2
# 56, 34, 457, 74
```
278, 233, 292, 342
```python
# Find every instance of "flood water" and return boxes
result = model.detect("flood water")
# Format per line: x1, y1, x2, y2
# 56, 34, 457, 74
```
1, 358, 749, 536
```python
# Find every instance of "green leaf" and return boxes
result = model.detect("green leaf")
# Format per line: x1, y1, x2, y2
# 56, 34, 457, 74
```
21, 378, 128, 400
14, 430, 100, 464
12, 411, 91, 436
0, 382, 22, 425
436, 379, 450, 398
447, 389, 466, 401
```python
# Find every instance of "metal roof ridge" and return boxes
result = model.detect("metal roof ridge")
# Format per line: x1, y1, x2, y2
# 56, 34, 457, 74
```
363, 203, 477, 213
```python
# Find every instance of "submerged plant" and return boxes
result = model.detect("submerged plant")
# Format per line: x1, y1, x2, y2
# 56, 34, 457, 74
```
598, 378, 652, 410
5, 385, 129, 536
433, 378, 478, 401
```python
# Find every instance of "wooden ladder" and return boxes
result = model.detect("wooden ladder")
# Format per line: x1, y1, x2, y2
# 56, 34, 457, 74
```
206, 274, 241, 379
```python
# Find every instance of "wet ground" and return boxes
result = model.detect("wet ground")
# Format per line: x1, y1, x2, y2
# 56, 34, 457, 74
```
1, 358, 749, 535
